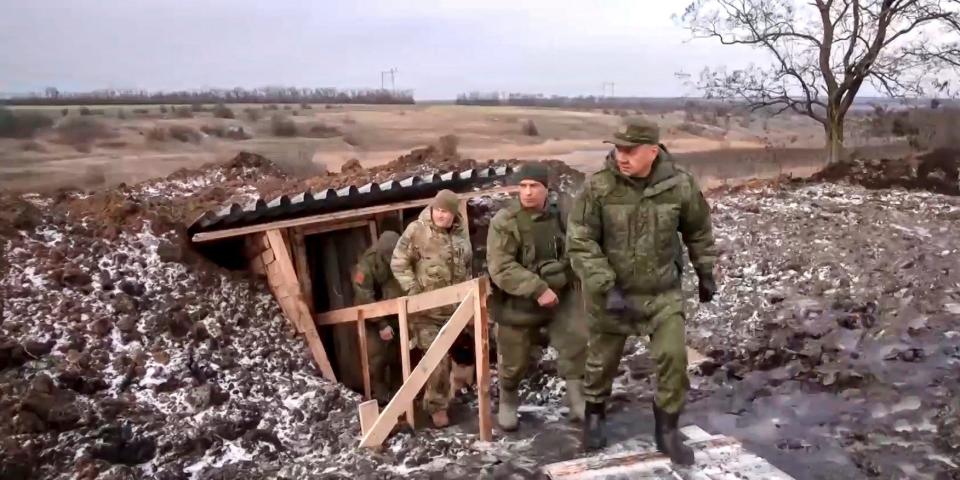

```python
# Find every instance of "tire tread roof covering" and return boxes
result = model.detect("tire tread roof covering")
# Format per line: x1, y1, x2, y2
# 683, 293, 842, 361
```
188, 165, 515, 235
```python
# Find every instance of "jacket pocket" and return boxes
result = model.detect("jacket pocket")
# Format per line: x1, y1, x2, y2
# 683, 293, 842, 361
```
601, 204, 637, 285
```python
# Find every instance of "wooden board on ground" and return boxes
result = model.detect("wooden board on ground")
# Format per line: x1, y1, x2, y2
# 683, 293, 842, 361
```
542, 426, 795, 480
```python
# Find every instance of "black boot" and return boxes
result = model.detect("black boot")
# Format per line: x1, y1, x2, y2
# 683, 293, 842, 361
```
653, 402, 695, 465
582, 401, 607, 451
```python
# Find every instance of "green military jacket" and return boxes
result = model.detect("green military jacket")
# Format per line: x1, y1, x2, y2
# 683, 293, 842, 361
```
353, 245, 404, 330
486, 199, 570, 326
566, 148, 717, 334
390, 207, 472, 322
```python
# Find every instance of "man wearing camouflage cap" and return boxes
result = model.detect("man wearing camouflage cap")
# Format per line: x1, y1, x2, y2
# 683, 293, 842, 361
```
566, 117, 718, 464
391, 189, 472, 428
352, 230, 404, 406
486, 162, 588, 432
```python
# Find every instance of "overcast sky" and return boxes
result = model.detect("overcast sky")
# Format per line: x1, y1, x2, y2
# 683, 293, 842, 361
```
0, 0, 757, 99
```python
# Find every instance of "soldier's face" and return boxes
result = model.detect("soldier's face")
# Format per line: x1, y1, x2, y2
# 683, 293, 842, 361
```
615, 144, 659, 177
431, 207, 455, 229
518, 180, 547, 210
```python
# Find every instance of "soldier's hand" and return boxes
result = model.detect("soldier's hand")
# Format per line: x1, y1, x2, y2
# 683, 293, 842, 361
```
537, 288, 560, 308
697, 272, 718, 303
605, 286, 629, 313
379, 326, 395, 342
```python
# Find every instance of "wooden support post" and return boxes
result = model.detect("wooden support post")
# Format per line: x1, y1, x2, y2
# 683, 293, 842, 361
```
368, 220, 378, 243
265, 229, 337, 382
396, 297, 415, 428
360, 293, 476, 448
357, 310, 371, 400
358, 400, 379, 437
473, 277, 492, 442
458, 199, 470, 237
291, 228, 314, 312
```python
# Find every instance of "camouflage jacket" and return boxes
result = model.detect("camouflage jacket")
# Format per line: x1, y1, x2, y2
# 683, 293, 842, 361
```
567, 148, 716, 298
487, 199, 570, 326
390, 207, 472, 321
353, 245, 403, 330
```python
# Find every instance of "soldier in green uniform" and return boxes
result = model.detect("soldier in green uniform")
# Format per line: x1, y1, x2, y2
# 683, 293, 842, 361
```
567, 118, 718, 464
391, 189, 473, 428
352, 230, 403, 406
486, 163, 588, 431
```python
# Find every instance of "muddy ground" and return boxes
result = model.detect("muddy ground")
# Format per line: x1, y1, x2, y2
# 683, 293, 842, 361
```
1, 149, 958, 479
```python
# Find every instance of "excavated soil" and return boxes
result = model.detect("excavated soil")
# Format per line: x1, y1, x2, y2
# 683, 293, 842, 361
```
2, 148, 958, 479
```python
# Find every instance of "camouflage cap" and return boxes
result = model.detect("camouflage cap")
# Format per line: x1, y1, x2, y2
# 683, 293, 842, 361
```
603, 116, 660, 147
431, 189, 460, 213
376, 230, 400, 257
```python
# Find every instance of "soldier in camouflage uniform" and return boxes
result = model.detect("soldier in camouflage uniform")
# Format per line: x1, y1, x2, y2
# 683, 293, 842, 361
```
390, 189, 473, 428
487, 163, 587, 431
567, 118, 718, 463
352, 230, 403, 406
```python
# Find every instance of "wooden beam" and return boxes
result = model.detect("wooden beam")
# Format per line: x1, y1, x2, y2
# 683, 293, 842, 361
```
291, 228, 314, 312
396, 297, 415, 428
357, 310, 371, 400
368, 220, 378, 243
358, 400, 379, 437
192, 185, 520, 243
458, 198, 470, 238
315, 280, 476, 326
300, 219, 370, 236
360, 292, 476, 448
473, 277, 492, 442
265, 229, 337, 382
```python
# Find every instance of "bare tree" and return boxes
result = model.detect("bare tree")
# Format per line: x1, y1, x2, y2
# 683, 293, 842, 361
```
679, 0, 960, 163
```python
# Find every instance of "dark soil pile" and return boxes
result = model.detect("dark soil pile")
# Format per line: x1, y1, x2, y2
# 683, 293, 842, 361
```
812, 148, 959, 195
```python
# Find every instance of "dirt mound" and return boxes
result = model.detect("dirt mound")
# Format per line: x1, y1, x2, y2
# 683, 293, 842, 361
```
812, 148, 959, 195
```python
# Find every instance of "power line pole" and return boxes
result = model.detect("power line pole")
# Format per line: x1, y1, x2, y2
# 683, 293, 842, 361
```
380, 68, 399, 91
601, 82, 616, 97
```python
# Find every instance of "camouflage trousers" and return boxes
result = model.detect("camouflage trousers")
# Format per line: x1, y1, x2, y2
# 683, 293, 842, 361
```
496, 293, 588, 392
366, 321, 400, 405
409, 319, 452, 414
583, 291, 690, 415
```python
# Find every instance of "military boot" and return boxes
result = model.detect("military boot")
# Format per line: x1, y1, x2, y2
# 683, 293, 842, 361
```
565, 379, 586, 422
653, 402, 695, 465
498, 387, 519, 431
582, 401, 607, 451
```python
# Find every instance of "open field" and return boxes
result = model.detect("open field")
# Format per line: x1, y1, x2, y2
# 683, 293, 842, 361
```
0, 103, 866, 193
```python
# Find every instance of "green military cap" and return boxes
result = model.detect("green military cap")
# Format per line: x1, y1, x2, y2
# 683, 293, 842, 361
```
431, 189, 460, 212
513, 162, 550, 188
603, 116, 660, 147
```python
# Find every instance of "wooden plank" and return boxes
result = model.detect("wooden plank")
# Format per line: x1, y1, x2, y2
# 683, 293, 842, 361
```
359, 292, 476, 448
193, 185, 521, 243
396, 297, 415, 428
300, 218, 370, 236
473, 277, 492, 442
357, 310, 371, 400
358, 400, 379, 437
458, 198, 470, 238
368, 220, 378, 243
542, 433, 797, 480
265, 229, 337, 382
315, 280, 476, 326
291, 228, 315, 312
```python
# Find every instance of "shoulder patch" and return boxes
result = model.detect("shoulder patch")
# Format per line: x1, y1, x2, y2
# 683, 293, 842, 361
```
353, 270, 365, 285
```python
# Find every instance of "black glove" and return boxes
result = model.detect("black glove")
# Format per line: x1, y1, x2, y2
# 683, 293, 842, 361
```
605, 286, 629, 313
697, 272, 717, 303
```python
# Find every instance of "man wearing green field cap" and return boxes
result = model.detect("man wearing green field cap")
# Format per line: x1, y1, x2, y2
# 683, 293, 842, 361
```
566, 117, 718, 464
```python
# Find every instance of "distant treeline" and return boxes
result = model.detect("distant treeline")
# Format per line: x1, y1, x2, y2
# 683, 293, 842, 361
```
455, 92, 696, 111
2, 87, 415, 106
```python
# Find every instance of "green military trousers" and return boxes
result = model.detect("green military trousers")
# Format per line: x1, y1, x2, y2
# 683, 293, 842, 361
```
496, 292, 588, 392
583, 290, 690, 415
366, 319, 400, 405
